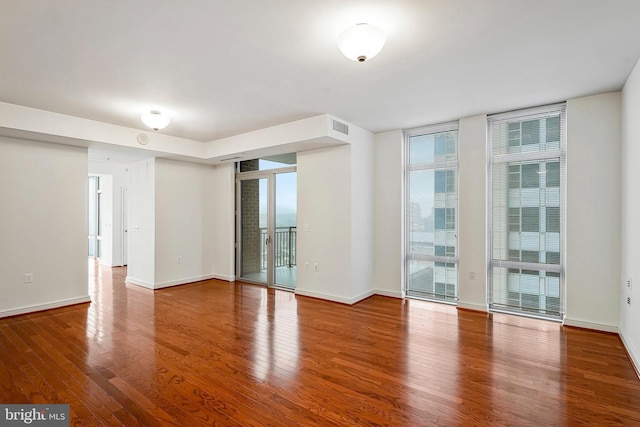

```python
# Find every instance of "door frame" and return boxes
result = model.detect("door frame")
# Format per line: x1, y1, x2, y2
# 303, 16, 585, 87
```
121, 187, 128, 266
235, 166, 296, 288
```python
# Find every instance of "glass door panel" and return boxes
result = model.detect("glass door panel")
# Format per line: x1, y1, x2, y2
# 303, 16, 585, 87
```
239, 177, 268, 284
274, 172, 297, 288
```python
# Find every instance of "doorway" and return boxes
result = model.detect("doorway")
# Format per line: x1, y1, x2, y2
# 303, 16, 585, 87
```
121, 187, 128, 266
88, 176, 102, 258
236, 156, 297, 289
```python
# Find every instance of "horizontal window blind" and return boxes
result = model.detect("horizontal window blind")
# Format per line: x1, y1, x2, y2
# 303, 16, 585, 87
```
405, 122, 459, 303
488, 104, 566, 319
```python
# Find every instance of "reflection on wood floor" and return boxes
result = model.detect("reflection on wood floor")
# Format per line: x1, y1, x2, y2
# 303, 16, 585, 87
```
0, 260, 639, 425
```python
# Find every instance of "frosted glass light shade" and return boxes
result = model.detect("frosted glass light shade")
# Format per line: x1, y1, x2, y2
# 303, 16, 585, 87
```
140, 110, 170, 131
338, 23, 385, 62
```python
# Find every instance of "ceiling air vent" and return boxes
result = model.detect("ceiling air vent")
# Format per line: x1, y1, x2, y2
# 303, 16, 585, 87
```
220, 156, 242, 162
332, 119, 349, 135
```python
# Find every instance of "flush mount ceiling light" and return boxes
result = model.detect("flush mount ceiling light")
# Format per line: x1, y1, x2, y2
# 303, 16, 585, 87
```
338, 23, 386, 62
140, 110, 170, 131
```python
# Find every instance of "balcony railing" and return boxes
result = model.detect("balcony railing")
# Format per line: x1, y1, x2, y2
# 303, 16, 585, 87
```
260, 227, 297, 270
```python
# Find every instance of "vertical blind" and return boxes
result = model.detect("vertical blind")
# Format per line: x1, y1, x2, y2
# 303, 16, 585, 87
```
488, 104, 566, 318
405, 122, 459, 302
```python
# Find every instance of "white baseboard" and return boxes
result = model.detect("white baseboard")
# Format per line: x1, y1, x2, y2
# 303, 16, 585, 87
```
153, 274, 219, 290
563, 318, 619, 333
125, 276, 154, 289
457, 302, 488, 312
619, 330, 640, 380
0, 296, 91, 318
295, 289, 375, 305
212, 273, 235, 282
127, 274, 235, 290
375, 290, 403, 299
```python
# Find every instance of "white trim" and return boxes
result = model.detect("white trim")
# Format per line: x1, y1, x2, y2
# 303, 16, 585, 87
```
375, 290, 403, 299
295, 289, 375, 305
153, 274, 220, 289
0, 296, 91, 318
620, 330, 640, 380
489, 102, 567, 122
563, 318, 619, 333
126, 274, 233, 290
404, 120, 459, 136
457, 302, 488, 312
125, 276, 154, 289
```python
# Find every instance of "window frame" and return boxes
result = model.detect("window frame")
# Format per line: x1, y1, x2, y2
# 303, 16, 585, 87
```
404, 121, 460, 303
487, 103, 566, 320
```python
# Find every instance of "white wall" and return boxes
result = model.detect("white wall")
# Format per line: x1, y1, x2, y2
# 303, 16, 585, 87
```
350, 127, 375, 301
89, 161, 131, 267
154, 159, 234, 288
564, 92, 621, 331
0, 137, 89, 317
457, 115, 488, 311
126, 158, 156, 287
209, 163, 236, 281
621, 58, 640, 371
296, 121, 375, 305
296, 145, 352, 302
373, 130, 404, 297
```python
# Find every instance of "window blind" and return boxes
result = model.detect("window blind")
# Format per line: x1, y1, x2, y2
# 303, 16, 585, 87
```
488, 104, 566, 319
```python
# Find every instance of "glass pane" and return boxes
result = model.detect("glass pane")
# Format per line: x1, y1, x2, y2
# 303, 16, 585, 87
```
274, 172, 297, 289
492, 159, 561, 266
491, 267, 561, 316
492, 114, 562, 155
409, 130, 457, 164
406, 128, 458, 302
407, 259, 458, 301
409, 169, 435, 254
240, 178, 268, 283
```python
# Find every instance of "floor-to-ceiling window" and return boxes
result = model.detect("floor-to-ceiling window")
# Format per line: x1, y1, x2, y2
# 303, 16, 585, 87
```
404, 122, 459, 302
236, 154, 297, 289
488, 104, 566, 319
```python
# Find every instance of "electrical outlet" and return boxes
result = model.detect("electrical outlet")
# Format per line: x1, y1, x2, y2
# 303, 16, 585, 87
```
177, 256, 182, 263
627, 279, 632, 291
304, 262, 310, 271
313, 263, 320, 272
469, 272, 476, 280
627, 297, 631, 305
23, 273, 33, 284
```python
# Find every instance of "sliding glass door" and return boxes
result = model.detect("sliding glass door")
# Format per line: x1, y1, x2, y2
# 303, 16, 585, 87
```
236, 157, 297, 289
238, 177, 269, 284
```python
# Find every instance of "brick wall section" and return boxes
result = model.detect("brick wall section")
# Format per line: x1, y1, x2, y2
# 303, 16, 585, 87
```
240, 160, 262, 274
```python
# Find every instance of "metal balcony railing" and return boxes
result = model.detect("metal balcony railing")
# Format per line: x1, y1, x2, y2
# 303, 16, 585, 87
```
260, 227, 297, 270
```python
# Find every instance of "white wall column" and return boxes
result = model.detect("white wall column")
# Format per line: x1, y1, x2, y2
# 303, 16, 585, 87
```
457, 114, 488, 311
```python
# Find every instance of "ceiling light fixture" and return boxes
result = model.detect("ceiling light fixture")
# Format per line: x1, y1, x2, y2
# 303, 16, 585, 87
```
338, 23, 386, 62
140, 110, 170, 131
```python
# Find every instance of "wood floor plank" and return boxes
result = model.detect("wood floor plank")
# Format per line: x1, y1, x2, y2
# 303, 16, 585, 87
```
1, 260, 639, 425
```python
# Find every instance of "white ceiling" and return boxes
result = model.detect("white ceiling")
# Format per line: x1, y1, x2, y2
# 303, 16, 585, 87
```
2, 1, 640, 143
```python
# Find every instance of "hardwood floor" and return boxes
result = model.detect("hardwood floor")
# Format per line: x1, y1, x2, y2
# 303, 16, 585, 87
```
1, 262, 640, 426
